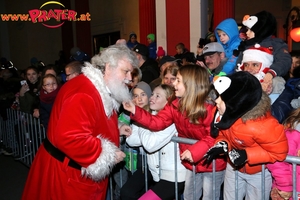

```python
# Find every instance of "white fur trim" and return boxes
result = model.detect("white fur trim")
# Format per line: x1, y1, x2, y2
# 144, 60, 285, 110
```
81, 135, 118, 181
82, 62, 120, 117
243, 16, 258, 29
243, 49, 273, 67
213, 76, 231, 95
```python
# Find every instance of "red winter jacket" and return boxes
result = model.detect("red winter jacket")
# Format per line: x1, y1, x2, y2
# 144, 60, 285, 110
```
216, 112, 288, 174
131, 98, 226, 172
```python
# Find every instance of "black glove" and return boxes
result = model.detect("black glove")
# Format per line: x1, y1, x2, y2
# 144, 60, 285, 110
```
202, 141, 228, 166
228, 149, 247, 166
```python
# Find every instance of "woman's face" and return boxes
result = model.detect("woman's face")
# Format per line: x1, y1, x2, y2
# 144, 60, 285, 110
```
149, 87, 167, 111
26, 69, 39, 84
290, 57, 300, 75
163, 72, 176, 86
132, 88, 149, 108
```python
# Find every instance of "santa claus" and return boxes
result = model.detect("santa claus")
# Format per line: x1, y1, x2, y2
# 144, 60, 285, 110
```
22, 44, 138, 200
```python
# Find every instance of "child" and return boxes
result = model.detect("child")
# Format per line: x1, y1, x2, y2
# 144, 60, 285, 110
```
120, 81, 154, 200
123, 64, 226, 200
127, 32, 139, 50
203, 71, 288, 200
156, 46, 166, 64
147, 33, 157, 60
39, 74, 61, 132
268, 108, 300, 200
131, 81, 152, 111
238, 10, 292, 92
127, 84, 186, 200
215, 18, 241, 75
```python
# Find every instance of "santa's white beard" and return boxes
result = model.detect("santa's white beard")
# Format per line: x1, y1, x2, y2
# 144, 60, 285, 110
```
106, 77, 131, 103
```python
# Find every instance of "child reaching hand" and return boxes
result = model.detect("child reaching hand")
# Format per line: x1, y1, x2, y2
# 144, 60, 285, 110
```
127, 84, 186, 200
123, 64, 226, 200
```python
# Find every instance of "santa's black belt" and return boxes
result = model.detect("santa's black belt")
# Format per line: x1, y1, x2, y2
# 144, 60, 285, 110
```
43, 137, 82, 170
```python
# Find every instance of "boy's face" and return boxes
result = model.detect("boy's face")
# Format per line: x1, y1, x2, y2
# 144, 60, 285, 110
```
243, 61, 262, 75
246, 28, 255, 39
132, 88, 149, 108
217, 30, 229, 44
215, 96, 226, 115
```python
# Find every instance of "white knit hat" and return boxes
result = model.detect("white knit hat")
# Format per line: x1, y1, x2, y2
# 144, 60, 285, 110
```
241, 44, 273, 82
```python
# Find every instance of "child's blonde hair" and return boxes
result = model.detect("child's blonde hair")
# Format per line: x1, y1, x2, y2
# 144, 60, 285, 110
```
156, 84, 175, 103
177, 64, 211, 124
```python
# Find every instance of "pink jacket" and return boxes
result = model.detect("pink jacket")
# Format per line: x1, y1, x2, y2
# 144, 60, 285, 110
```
267, 129, 300, 192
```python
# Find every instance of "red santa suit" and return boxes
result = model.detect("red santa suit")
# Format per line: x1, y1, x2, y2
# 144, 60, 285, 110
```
22, 63, 121, 200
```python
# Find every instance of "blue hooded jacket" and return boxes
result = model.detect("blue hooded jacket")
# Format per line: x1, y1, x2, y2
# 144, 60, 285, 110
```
215, 18, 241, 74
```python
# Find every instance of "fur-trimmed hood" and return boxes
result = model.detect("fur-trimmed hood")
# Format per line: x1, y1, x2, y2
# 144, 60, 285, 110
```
240, 91, 271, 122
82, 62, 120, 117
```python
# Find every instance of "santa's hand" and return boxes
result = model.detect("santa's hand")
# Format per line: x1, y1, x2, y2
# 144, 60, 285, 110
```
122, 101, 136, 114
115, 149, 126, 164
119, 124, 132, 137
228, 149, 247, 166
202, 141, 228, 166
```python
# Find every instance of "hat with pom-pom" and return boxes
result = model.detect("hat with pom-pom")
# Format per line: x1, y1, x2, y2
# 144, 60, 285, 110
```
240, 44, 273, 82
156, 46, 166, 57
211, 71, 262, 137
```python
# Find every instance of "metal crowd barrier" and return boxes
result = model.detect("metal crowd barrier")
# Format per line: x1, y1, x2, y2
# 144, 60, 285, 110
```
1, 109, 46, 167
1, 108, 300, 200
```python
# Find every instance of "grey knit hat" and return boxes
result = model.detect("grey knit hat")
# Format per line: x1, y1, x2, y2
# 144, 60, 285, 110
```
132, 81, 152, 98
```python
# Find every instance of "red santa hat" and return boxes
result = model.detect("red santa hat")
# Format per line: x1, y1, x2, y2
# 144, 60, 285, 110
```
240, 44, 273, 82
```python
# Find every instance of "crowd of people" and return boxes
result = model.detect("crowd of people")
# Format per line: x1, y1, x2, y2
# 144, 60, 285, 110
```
0, 9, 300, 200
